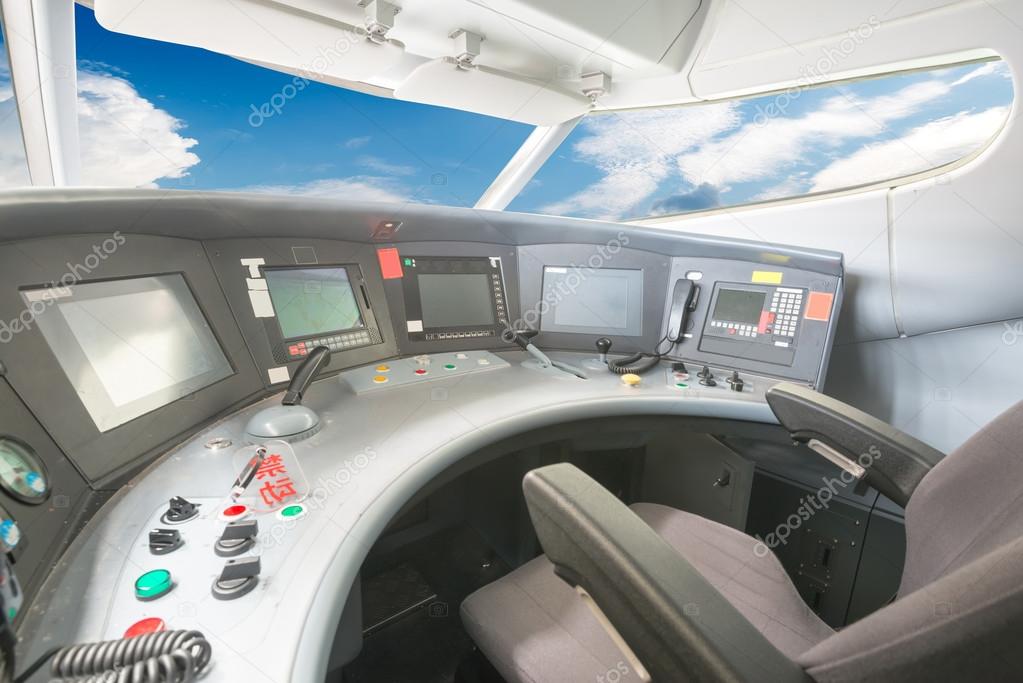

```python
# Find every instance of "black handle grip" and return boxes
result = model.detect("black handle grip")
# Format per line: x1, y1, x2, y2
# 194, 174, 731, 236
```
501, 328, 538, 350
283, 346, 331, 406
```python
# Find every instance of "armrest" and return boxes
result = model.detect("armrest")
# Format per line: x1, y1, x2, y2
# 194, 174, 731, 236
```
523, 463, 808, 683
766, 382, 945, 507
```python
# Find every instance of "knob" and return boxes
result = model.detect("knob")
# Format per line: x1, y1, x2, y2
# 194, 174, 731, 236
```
149, 528, 183, 555
215, 520, 258, 558
596, 337, 612, 363
211, 556, 261, 601
726, 370, 745, 392
698, 365, 716, 387
161, 496, 199, 524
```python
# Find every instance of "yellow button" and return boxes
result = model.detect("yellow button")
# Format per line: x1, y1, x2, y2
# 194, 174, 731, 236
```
621, 373, 642, 387
376, 364, 390, 373
373, 375, 389, 384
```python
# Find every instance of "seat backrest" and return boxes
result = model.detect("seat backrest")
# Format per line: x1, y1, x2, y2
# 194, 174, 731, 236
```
900, 400, 1023, 594
797, 401, 1023, 679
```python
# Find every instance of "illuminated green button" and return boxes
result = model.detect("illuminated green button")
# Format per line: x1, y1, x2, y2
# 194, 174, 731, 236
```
134, 569, 173, 601
676, 382, 688, 388
276, 504, 307, 521
444, 364, 456, 370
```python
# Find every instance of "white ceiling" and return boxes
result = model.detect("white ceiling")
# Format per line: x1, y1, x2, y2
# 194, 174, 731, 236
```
91, 0, 999, 122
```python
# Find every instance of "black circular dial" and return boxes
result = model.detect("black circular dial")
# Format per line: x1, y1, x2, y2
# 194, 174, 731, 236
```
0, 437, 50, 504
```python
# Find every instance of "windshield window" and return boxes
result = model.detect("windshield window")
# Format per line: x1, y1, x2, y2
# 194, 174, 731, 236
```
509, 60, 1013, 220
1, 5, 533, 203
0, 20, 31, 187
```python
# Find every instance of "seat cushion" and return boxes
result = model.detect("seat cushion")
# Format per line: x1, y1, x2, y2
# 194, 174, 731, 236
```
461, 503, 833, 683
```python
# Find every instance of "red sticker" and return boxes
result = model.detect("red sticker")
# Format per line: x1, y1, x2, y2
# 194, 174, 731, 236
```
805, 292, 834, 322
377, 248, 403, 279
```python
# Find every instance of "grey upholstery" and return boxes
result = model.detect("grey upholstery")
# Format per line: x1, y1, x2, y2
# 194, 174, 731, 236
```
462, 400, 1023, 681
461, 503, 833, 682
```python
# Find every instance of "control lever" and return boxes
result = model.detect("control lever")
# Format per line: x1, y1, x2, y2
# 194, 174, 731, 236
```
503, 328, 587, 380
215, 520, 258, 558
283, 346, 331, 406
595, 337, 612, 364
149, 529, 183, 555
211, 556, 261, 601
726, 370, 745, 393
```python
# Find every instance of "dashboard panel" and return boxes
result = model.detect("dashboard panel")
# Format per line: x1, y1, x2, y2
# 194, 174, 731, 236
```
0, 190, 844, 681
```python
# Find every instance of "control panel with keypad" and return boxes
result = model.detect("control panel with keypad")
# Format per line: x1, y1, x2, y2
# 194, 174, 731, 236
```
699, 283, 811, 367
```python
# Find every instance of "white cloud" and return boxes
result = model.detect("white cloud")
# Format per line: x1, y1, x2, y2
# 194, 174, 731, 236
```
235, 176, 411, 203
541, 104, 740, 219
0, 68, 200, 189
810, 106, 1009, 192
356, 155, 417, 176
343, 135, 371, 149
76, 70, 199, 186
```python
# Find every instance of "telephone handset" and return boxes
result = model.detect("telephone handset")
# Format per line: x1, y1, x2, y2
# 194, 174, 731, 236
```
666, 278, 700, 343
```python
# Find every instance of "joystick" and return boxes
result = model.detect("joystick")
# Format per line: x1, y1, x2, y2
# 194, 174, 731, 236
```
698, 365, 717, 387
726, 370, 745, 392
246, 347, 328, 441
595, 338, 612, 364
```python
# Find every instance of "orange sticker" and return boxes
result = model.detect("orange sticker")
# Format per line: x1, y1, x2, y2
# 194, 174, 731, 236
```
804, 292, 834, 322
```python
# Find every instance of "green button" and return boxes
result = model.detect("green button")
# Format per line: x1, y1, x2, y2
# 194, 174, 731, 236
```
7, 607, 15, 621
135, 569, 173, 601
281, 505, 304, 518
676, 382, 688, 388
444, 364, 456, 370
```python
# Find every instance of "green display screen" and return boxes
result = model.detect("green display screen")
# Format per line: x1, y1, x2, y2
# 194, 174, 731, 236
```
264, 267, 364, 339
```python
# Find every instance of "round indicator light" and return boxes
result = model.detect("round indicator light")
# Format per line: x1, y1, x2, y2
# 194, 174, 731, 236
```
375, 364, 390, 373
219, 504, 249, 522
414, 369, 428, 376
676, 382, 688, 389
124, 617, 166, 638
373, 375, 389, 384
444, 364, 456, 370
276, 504, 307, 521
134, 569, 173, 601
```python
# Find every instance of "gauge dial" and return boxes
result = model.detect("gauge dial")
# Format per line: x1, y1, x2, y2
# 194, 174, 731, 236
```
0, 437, 49, 504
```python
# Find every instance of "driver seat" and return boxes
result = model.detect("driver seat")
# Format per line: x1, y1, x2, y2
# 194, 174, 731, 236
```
461, 388, 1023, 681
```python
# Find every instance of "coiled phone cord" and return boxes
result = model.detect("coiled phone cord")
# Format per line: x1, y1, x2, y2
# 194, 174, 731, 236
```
16, 629, 211, 683
606, 334, 674, 375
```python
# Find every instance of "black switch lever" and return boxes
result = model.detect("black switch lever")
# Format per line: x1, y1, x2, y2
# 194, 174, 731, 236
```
283, 346, 331, 406
149, 528, 183, 555
726, 370, 745, 392
161, 496, 199, 524
595, 337, 612, 364
215, 520, 258, 558
212, 556, 261, 601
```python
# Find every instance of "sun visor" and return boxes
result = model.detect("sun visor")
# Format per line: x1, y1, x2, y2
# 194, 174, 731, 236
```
94, 0, 405, 82
394, 58, 592, 126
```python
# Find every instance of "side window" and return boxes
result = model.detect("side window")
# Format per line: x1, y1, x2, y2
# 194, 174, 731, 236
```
0, 21, 31, 188
509, 60, 1014, 220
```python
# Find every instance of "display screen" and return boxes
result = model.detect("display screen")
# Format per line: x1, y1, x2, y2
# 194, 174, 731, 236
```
264, 267, 364, 339
418, 273, 495, 328
713, 289, 766, 324
541, 267, 644, 336
24, 275, 233, 432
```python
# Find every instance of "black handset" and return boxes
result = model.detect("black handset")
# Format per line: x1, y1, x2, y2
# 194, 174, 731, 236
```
666, 278, 700, 343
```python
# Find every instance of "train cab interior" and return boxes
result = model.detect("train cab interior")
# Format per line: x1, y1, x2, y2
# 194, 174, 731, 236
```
0, 1, 1021, 681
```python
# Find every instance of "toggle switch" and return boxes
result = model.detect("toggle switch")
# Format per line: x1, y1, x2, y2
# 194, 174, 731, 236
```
215, 520, 258, 558
149, 528, 183, 555
726, 370, 745, 392
211, 556, 261, 601
161, 496, 199, 524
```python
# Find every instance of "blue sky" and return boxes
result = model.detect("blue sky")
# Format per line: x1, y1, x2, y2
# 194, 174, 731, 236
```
0, 5, 1015, 219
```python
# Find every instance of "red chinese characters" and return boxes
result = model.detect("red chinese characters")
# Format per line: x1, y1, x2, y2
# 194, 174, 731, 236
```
255, 454, 298, 507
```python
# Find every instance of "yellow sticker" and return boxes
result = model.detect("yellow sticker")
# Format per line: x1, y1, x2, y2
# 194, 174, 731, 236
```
752, 271, 784, 284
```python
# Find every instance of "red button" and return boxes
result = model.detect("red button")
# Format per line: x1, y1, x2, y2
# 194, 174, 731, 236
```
124, 617, 166, 639
414, 369, 427, 375
224, 504, 247, 517
288, 345, 299, 356
728, 328, 736, 335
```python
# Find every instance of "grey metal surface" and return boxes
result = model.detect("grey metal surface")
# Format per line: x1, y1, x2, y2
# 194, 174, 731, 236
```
16, 351, 780, 683
245, 404, 320, 439
0, 189, 844, 276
